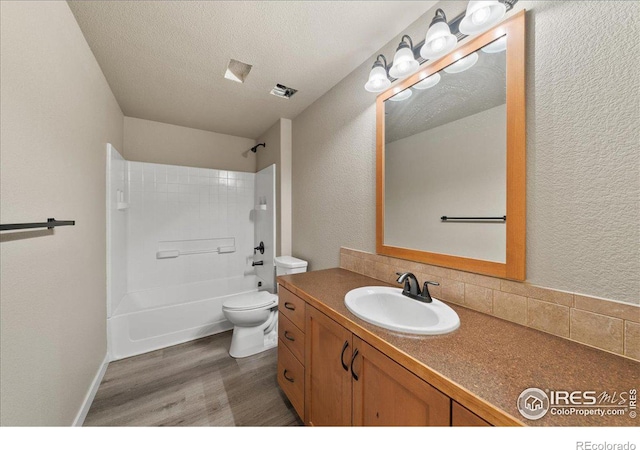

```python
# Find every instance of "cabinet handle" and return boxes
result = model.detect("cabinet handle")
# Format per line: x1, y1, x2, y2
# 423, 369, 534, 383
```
283, 369, 295, 383
284, 331, 295, 341
340, 340, 349, 371
284, 302, 296, 311
350, 348, 359, 381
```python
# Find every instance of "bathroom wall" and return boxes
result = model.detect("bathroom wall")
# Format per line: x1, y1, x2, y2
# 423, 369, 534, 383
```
107, 145, 128, 318
123, 116, 256, 172
254, 165, 277, 292
0, 1, 124, 426
126, 162, 255, 295
385, 105, 506, 263
292, 1, 639, 305
257, 119, 293, 256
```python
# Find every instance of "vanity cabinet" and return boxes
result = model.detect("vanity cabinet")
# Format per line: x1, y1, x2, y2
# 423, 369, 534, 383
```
305, 304, 450, 426
277, 287, 307, 420
305, 304, 353, 426
352, 336, 450, 426
451, 401, 492, 427
277, 285, 495, 426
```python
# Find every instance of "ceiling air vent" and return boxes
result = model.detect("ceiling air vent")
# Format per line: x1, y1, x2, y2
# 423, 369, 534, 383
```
224, 59, 252, 83
270, 84, 298, 99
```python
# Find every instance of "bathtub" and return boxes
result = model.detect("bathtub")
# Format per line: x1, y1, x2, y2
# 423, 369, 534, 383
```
108, 275, 261, 360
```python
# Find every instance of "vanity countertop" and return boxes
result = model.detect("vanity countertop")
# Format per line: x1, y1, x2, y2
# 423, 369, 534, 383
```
277, 268, 639, 427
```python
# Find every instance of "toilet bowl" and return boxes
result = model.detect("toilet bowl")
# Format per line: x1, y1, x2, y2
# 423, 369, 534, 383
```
223, 291, 278, 358
223, 255, 308, 358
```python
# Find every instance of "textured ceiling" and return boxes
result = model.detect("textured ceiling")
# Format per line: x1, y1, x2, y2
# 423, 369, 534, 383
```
385, 48, 506, 143
67, 1, 437, 139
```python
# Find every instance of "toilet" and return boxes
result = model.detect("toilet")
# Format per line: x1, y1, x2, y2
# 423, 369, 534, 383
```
222, 255, 308, 358
274, 255, 309, 283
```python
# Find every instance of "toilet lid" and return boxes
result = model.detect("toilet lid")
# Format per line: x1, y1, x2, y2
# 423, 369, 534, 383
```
223, 291, 278, 311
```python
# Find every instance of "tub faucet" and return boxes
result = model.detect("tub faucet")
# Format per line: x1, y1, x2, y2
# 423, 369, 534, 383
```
252, 261, 264, 266
396, 272, 439, 303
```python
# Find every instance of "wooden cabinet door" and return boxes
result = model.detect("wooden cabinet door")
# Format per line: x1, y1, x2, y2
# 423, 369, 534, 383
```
352, 336, 450, 426
452, 401, 491, 426
305, 306, 353, 426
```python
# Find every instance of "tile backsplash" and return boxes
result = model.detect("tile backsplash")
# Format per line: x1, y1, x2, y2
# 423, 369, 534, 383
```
339, 247, 640, 362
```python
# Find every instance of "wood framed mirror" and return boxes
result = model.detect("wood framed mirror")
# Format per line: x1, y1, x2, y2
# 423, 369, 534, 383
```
376, 10, 525, 280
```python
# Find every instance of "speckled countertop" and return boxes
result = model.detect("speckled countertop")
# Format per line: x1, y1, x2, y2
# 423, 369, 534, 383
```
278, 268, 639, 427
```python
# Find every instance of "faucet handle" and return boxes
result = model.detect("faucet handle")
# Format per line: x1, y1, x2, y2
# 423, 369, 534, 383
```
421, 280, 439, 303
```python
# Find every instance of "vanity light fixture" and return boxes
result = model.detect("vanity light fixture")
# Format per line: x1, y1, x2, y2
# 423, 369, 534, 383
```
389, 35, 419, 79
413, 73, 441, 90
459, 1, 507, 36
362, 1, 519, 92
419, 9, 458, 61
388, 88, 413, 102
443, 52, 479, 74
481, 35, 507, 53
364, 54, 391, 93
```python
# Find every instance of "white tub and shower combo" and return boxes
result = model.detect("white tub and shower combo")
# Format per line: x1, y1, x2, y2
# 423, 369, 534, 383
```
106, 144, 305, 360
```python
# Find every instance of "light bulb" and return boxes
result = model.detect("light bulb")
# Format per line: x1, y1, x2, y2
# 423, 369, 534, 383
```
481, 35, 507, 53
420, 9, 458, 61
443, 52, 479, 74
388, 89, 412, 102
431, 37, 446, 52
389, 40, 419, 79
413, 73, 441, 90
459, 1, 507, 36
364, 57, 391, 93
471, 6, 491, 25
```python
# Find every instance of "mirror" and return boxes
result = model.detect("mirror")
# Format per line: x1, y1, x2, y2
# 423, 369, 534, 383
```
376, 11, 525, 280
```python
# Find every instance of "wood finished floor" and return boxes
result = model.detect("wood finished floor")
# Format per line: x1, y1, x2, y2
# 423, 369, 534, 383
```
84, 331, 302, 426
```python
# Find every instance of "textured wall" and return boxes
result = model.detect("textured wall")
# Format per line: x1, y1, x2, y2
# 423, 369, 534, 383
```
292, 1, 639, 304
123, 117, 256, 172
0, 1, 124, 425
257, 119, 293, 256
292, 2, 467, 271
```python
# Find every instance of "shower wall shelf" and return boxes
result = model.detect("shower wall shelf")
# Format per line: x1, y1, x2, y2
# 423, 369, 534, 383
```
0, 218, 75, 231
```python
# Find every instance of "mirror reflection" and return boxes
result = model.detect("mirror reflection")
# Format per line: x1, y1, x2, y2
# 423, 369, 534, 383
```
384, 36, 507, 263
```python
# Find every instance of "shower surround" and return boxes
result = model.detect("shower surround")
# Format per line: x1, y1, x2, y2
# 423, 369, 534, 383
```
106, 144, 276, 360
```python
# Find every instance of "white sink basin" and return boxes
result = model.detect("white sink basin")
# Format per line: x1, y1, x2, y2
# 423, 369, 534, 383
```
344, 286, 460, 335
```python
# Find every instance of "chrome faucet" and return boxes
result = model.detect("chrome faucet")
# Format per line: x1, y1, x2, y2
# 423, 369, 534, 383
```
396, 272, 439, 303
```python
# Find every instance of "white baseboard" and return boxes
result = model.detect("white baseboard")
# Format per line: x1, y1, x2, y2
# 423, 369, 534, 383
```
72, 353, 109, 427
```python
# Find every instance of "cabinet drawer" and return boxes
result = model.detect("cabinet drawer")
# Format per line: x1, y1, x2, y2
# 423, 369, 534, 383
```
452, 401, 492, 426
278, 287, 306, 330
278, 339, 305, 420
278, 312, 305, 364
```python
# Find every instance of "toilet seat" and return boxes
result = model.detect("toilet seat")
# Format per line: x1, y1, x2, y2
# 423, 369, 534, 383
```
222, 291, 277, 311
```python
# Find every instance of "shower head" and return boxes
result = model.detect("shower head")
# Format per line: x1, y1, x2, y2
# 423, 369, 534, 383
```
250, 143, 266, 153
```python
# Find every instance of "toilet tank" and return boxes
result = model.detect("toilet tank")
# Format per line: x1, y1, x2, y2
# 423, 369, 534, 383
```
275, 256, 308, 276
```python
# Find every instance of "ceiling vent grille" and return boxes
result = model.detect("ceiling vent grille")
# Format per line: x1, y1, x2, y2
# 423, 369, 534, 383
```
224, 59, 252, 83
270, 84, 298, 99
